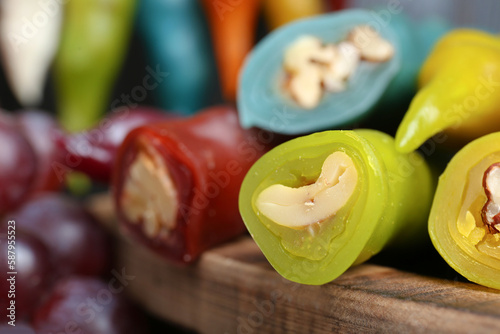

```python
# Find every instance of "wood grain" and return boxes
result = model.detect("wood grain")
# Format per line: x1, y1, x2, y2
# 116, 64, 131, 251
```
88, 194, 500, 334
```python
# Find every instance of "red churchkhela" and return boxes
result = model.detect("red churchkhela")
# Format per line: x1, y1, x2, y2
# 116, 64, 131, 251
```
113, 105, 272, 263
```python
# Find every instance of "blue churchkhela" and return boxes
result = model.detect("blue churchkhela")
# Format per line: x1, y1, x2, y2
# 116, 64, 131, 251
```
237, 9, 449, 135
136, 0, 215, 115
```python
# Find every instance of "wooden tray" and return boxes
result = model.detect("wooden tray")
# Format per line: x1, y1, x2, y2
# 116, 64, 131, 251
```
88, 194, 500, 334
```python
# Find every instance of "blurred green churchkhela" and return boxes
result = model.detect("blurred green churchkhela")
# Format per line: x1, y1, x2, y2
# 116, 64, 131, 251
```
54, 0, 136, 132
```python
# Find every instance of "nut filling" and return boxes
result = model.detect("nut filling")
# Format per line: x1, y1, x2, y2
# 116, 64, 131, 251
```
121, 146, 179, 238
283, 25, 394, 109
481, 162, 500, 234
256, 151, 358, 229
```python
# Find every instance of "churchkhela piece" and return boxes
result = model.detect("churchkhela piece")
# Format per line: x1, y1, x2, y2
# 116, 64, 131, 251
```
0, 0, 62, 106
262, 0, 325, 30
395, 29, 500, 153
136, 0, 214, 115
201, 0, 260, 101
429, 132, 500, 290
238, 9, 448, 135
113, 106, 272, 263
239, 129, 434, 285
53, 0, 136, 132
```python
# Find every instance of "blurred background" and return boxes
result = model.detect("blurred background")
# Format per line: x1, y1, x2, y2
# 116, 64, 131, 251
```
1, 0, 499, 122
351, 0, 500, 29
0, 0, 499, 333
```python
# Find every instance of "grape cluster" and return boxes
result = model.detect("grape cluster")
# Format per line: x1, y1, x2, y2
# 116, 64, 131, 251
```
0, 109, 163, 332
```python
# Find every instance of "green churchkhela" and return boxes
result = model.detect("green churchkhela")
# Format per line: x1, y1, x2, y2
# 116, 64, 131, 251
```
239, 129, 434, 285
54, 0, 136, 132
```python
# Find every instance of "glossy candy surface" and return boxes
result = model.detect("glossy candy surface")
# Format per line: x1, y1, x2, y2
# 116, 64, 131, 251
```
395, 29, 500, 153
429, 132, 500, 290
262, 0, 324, 29
137, 0, 213, 114
114, 106, 271, 263
238, 10, 400, 134
239, 129, 434, 285
202, 0, 260, 101
238, 9, 449, 135
54, 0, 136, 131
0, 0, 62, 106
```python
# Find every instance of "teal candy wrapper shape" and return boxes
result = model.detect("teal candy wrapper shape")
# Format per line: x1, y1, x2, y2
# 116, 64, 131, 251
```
237, 9, 449, 135
136, 0, 213, 115
238, 9, 400, 134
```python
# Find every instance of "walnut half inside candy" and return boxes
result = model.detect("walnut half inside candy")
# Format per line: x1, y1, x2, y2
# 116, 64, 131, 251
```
481, 162, 500, 234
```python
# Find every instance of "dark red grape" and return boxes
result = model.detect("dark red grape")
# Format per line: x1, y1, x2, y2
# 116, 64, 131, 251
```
32, 276, 148, 334
0, 229, 55, 321
9, 193, 111, 277
0, 323, 35, 333
65, 107, 172, 182
16, 110, 67, 193
0, 113, 37, 214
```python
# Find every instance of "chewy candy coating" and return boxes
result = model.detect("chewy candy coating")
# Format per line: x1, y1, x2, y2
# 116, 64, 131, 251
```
239, 129, 433, 285
429, 132, 500, 290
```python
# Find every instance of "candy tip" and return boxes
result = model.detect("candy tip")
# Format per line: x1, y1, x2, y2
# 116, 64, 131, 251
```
15, 88, 43, 108
395, 132, 419, 154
